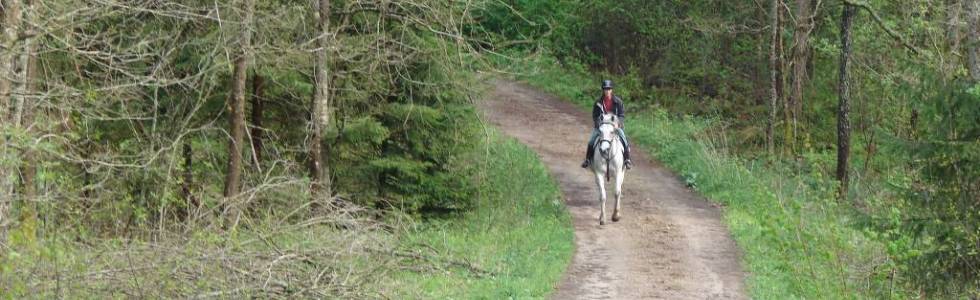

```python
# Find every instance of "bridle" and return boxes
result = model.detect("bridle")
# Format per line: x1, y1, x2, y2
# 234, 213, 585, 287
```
597, 117, 619, 160
595, 116, 621, 181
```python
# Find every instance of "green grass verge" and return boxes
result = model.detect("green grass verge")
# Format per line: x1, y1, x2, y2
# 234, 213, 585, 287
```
1, 128, 572, 299
385, 131, 574, 298
505, 53, 912, 299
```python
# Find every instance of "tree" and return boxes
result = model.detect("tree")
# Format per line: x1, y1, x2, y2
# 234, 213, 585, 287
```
0, 0, 39, 240
16, 0, 39, 237
223, 0, 256, 229
789, 0, 816, 152
967, 0, 980, 81
181, 141, 197, 219
837, 1, 856, 200
0, 0, 24, 239
249, 72, 265, 165
310, 0, 332, 202
767, 0, 781, 154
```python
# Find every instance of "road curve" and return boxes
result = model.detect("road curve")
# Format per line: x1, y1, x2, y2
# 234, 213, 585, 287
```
478, 79, 747, 299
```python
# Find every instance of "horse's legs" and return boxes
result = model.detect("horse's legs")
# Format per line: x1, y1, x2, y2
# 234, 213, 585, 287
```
612, 164, 624, 222
594, 169, 607, 225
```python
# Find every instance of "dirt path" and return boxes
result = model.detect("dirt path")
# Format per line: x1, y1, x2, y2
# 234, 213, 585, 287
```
478, 79, 747, 299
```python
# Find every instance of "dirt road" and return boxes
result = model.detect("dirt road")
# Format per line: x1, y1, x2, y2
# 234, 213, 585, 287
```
478, 79, 747, 299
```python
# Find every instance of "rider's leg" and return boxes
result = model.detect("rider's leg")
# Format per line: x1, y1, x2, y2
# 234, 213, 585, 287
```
582, 129, 599, 168
616, 128, 633, 169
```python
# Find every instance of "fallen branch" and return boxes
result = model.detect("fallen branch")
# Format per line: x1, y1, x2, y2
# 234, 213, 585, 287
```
366, 247, 497, 278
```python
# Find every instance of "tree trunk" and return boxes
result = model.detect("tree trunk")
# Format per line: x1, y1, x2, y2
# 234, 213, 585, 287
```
767, 0, 780, 154
181, 141, 197, 219
6, 0, 40, 242
0, 0, 23, 237
789, 0, 814, 152
837, 1, 856, 200
18, 0, 38, 203
249, 72, 265, 165
223, 0, 255, 229
310, 0, 332, 202
0, 0, 20, 116
967, 0, 980, 81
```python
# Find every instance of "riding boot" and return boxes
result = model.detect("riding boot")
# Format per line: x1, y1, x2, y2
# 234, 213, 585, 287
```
624, 145, 633, 170
581, 143, 595, 168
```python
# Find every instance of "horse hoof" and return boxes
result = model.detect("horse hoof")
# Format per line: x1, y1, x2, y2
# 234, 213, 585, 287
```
599, 220, 606, 226
612, 215, 621, 222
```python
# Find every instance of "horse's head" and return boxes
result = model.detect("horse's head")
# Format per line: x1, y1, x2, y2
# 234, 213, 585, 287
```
597, 114, 618, 159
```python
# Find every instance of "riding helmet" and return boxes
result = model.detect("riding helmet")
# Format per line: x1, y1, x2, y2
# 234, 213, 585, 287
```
601, 80, 613, 90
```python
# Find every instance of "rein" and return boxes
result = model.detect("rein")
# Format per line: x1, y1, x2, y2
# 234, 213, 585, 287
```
596, 119, 622, 182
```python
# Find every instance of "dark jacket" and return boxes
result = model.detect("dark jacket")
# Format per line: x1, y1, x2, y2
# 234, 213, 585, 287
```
592, 95, 625, 129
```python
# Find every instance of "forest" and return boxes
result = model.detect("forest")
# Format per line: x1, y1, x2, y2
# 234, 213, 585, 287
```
487, 0, 978, 297
1, 0, 977, 298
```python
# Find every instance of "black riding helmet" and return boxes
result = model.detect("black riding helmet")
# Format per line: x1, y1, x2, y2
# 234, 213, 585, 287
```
601, 80, 613, 90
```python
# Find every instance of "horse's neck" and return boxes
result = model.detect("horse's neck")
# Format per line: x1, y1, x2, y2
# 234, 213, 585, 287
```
610, 136, 623, 154
595, 133, 624, 157
609, 132, 624, 155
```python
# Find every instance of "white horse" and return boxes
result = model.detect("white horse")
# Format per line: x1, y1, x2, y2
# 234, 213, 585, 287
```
592, 113, 626, 225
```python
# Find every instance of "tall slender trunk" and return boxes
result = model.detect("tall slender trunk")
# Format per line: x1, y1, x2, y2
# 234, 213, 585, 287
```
767, 0, 780, 154
0, 0, 23, 237
837, 2, 856, 200
223, 0, 255, 229
779, 19, 788, 141
967, 0, 980, 81
776, 2, 791, 156
181, 141, 197, 219
5, 0, 40, 241
790, 0, 814, 152
18, 0, 37, 202
310, 0, 332, 202
249, 72, 265, 165
947, 0, 964, 75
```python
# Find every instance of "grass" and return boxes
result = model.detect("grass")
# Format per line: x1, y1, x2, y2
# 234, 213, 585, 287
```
383, 131, 574, 298
0, 129, 573, 299
502, 52, 918, 299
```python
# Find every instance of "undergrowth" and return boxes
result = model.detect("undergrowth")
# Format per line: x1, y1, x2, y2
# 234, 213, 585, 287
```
0, 127, 572, 298
383, 132, 573, 298
503, 52, 929, 299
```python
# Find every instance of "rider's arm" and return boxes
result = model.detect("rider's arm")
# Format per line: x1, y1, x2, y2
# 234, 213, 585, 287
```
615, 97, 626, 119
615, 97, 626, 128
592, 103, 602, 128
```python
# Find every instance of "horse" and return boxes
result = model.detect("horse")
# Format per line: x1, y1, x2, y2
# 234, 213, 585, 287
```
592, 113, 626, 225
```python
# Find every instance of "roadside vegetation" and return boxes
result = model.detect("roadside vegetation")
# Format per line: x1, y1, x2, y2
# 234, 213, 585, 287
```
507, 56, 900, 297
386, 134, 572, 298
486, 0, 978, 298
0, 0, 572, 297
1, 129, 571, 298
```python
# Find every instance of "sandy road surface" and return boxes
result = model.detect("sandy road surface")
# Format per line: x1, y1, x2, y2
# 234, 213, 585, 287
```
478, 79, 747, 299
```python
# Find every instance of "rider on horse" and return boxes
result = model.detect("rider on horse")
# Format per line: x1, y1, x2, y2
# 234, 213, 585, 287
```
581, 80, 633, 170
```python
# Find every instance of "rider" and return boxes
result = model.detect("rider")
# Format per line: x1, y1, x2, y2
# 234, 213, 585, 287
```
581, 79, 632, 169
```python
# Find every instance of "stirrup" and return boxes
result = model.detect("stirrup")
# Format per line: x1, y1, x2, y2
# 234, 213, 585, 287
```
624, 159, 633, 170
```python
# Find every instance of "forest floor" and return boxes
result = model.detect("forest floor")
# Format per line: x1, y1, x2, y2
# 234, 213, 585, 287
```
478, 79, 747, 299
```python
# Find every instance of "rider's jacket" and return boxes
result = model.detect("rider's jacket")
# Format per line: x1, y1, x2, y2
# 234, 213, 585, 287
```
592, 95, 625, 129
